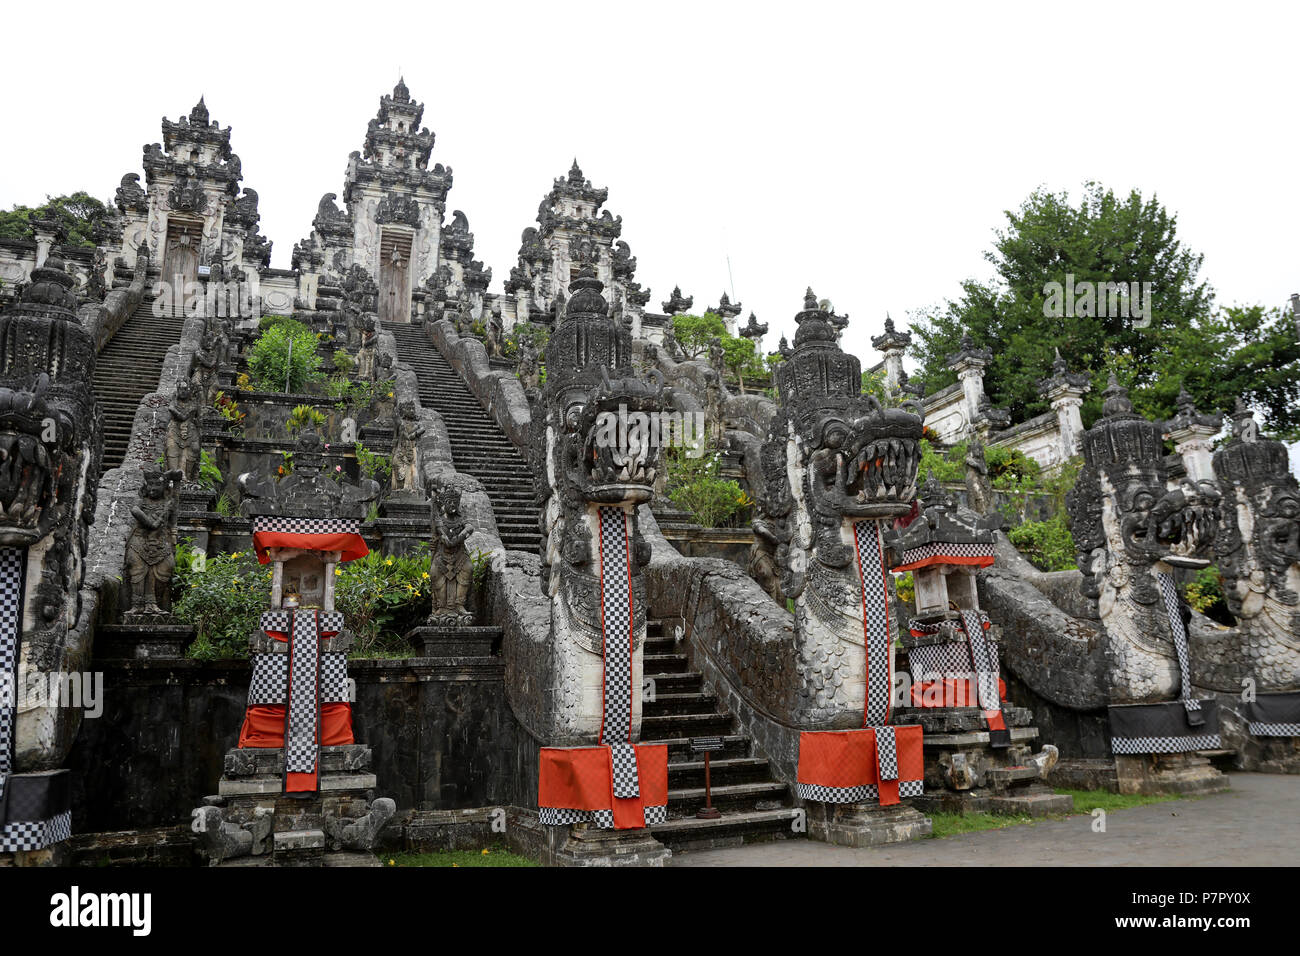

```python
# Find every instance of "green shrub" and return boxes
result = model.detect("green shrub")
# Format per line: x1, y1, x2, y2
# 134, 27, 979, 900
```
248, 318, 321, 393
334, 547, 431, 656
503, 322, 549, 360
198, 450, 223, 491
286, 403, 326, 435
333, 349, 354, 374
354, 440, 392, 483
665, 447, 751, 528
1007, 513, 1077, 571
1184, 565, 1230, 623
174, 547, 270, 659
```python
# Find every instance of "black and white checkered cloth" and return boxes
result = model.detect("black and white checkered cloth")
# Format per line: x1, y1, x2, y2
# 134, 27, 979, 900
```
1157, 571, 1199, 713
1248, 723, 1300, 737
249, 652, 349, 705
609, 742, 640, 800
0, 548, 24, 808
1110, 735, 1222, 754
896, 541, 995, 569
854, 521, 892, 726
795, 780, 925, 803
907, 640, 972, 678
598, 507, 635, 744
283, 610, 322, 780
538, 805, 669, 827
251, 516, 361, 536
0, 810, 71, 853
875, 725, 899, 781
959, 609, 1002, 713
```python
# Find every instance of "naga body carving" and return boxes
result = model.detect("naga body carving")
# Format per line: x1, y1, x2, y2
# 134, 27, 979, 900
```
529, 267, 665, 744
751, 291, 922, 727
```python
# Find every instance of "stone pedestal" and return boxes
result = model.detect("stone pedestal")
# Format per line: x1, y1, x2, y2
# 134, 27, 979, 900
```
805, 801, 932, 847
404, 625, 500, 658
197, 744, 394, 867
179, 487, 216, 514
1114, 752, 1231, 796
543, 822, 671, 867
894, 705, 1074, 816
97, 623, 194, 660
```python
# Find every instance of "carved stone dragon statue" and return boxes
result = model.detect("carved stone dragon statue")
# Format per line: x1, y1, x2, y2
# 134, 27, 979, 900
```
528, 266, 666, 744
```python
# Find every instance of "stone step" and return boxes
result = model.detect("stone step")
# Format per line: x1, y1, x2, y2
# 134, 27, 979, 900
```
640, 712, 734, 738
667, 756, 774, 789
643, 653, 689, 674
666, 781, 788, 813
651, 808, 801, 852
643, 692, 719, 717
652, 733, 751, 761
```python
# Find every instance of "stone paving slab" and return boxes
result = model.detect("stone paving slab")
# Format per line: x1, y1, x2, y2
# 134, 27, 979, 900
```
670, 773, 1300, 867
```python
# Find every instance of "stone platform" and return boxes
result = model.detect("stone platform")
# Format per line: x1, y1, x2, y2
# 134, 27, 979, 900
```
1114, 751, 1231, 796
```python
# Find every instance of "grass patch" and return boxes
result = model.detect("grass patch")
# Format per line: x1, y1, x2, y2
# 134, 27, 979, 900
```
1053, 788, 1182, 814
385, 846, 538, 868
925, 788, 1184, 839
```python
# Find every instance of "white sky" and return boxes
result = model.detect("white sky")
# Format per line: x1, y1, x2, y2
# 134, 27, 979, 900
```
3, 1, 1297, 465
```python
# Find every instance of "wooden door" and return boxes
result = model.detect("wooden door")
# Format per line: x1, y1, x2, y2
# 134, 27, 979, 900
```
378, 231, 413, 324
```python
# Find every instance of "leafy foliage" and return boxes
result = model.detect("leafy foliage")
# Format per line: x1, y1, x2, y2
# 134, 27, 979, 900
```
354, 440, 391, 483
664, 446, 752, 528
286, 404, 327, 435
333, 547, 431, 656
248, 318, 321, 393
0, 192, 111, 247
1007, 513, 1077, 571
670, 312, 728, 359
174, 546, 269, 659
198, 450, 223, 492
909, 182, 1300, 437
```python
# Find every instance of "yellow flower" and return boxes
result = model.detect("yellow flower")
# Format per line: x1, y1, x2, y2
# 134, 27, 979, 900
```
480, 848, 489, 855
421, 572, 429, 579
334, 568, 343, 576
388, 858, 395, 866
385, 558, 394, 566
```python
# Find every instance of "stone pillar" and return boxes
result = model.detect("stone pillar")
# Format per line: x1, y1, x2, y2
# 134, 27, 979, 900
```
1037, 350, 1092, 463
1164, 388, 1223, 483
870, 315, 911, 397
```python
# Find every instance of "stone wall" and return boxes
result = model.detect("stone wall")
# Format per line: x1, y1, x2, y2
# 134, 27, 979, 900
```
65, 656, 534, 832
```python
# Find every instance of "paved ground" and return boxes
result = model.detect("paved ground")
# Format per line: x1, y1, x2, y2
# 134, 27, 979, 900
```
670, 772, 1300, 866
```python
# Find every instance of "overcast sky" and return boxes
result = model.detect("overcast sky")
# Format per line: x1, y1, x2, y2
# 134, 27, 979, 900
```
4, 2, 1297, 458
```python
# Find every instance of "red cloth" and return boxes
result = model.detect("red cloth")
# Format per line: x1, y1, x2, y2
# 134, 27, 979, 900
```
251, 531, 369, 564
538, 744, 669, 829
909, 676, 1006, 708
797, 726, 924, 806
891, 553, 995, 573
237, 702, 354, 748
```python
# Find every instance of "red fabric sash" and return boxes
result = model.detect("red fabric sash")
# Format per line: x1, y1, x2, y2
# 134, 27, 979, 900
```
237, 703, 354, 748
538, 744, 668, 829
251, 531, 369, 564
797, 727, 924, 807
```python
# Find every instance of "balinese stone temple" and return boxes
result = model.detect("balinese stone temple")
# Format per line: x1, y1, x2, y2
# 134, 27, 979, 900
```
0, 81, 1294, 867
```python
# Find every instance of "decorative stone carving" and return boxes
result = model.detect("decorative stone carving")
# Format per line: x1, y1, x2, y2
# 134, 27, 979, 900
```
749, 288, 923, 726
964, 433, 997, 517
124, 466, 183, 621
661, 285, 693, 316
529, 266, 665, 741
391, 399, 426, 493
428, 481, 473, 626
165, 381, 203, 484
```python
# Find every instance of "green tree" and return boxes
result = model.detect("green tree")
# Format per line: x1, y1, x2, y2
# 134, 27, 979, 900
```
671, 312, 727, 359
721, 335, 764, 394
909, 183, 1299, 436
0, 192, 111, 247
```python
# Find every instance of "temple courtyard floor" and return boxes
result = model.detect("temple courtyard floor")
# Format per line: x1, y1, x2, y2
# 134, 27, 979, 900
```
670, 772, 1300, 866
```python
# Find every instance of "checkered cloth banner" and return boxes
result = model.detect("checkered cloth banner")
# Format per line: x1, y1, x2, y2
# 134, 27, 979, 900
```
875, 725, 899, 780
959, 610, 1001, 714
1249, 723, 1300, 737
609, 742, 640, 800
1157, 571, 1199, 714
0, 548, 25, 808
795, 780, 925, 803
597, 508, 634, 737
1110, 735, 1223, 754
251, 516, 361, 536
853, 521, 892, 727
894, 540, 996, 571
283, 609, 323, 789
907, 640, 972, 677
248, 652, 349, 705
0, 810, 71, 853
538, 806, 668, 827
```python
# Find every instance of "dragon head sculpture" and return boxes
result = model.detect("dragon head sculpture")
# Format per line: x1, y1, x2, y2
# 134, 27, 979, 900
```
754, 290, 923, 726
1066, 376, 1220, 701
1211, 402, 1300, 689
530, 266, 665, 742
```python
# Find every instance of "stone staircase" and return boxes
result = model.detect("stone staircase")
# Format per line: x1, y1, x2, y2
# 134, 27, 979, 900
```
92, 288, 186, 473
383, 322, 541, 554
640, 618, 801, 852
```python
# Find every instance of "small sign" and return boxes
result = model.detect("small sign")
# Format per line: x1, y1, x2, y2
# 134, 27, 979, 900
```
691, 736, 724, 754
197, 265, 212, 278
